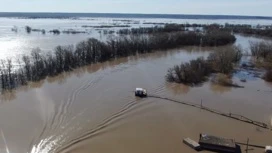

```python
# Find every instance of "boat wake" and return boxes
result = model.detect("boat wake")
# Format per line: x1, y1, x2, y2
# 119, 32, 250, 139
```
29, 64, 134, 153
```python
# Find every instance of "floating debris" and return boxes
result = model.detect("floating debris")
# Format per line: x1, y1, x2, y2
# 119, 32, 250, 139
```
183, 138, 201, 151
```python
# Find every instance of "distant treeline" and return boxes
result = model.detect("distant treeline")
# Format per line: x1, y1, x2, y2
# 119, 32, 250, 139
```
2, 12, 272, 20
118, 23, 272, 38
118, 24, 206, 34
82, 25, 131, 28
231, 27, 272, 38
214, 23, 272, 38
24, 26, 88, 35
142, 23, 206, 27
0, 30, 236, 91
23, 23, 272, 38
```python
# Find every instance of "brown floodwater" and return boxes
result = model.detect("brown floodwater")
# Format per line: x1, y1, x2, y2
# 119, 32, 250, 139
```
0, 38, 272, 153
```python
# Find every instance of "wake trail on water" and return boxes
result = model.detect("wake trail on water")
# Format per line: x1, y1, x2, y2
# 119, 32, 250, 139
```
55, 99, 138, 153
55, 83, 171, 153
29, 63, 135, 153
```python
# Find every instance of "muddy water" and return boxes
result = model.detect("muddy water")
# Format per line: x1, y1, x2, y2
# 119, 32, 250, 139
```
0, 41, 272, 153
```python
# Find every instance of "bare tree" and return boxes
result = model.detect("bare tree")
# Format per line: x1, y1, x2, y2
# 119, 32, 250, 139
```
22, 55, 32, 81
6, 59, 14, 89
25, 26, 32, 33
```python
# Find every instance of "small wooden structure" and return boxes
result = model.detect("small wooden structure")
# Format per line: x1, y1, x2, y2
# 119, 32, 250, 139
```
183, 138, 201, 151
199, 134, 237, 153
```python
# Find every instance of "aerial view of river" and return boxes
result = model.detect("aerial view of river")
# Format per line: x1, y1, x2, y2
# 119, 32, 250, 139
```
0, 14, 272, 153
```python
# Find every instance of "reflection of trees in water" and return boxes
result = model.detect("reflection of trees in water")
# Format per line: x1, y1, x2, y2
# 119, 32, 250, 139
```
0, 90, 16, 102
265, 82, 272, 89
47, 72, 69, 84
166, 82, 190, 95
210, 83, 232, 94
0, 57, 134, 101
29, 80, 45, 89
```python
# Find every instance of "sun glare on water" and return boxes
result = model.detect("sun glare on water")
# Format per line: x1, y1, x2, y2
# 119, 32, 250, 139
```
0, 39, 25, 59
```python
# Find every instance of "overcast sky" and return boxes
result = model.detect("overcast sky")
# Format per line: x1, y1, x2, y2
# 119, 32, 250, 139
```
0, 0, 271, 16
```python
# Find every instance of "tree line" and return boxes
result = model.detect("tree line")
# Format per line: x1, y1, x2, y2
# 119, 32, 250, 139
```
24, 26, 88, 35
201, 23, 272, 38
118, 24, 186, 35
0, 30, 236, 91
231, 27, 272, 38
222, 23, 272, 38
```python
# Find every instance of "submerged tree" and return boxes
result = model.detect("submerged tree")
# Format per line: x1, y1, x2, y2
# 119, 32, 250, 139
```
25, 26, 32, 33
208, 47, 242, 74
42, 29, 46, 35
166, 46, 242, 85
250, 41, 272, 59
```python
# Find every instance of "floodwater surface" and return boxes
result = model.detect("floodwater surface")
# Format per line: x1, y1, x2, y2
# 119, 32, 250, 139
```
0, 39, 272, 153
1, 17, 272, 59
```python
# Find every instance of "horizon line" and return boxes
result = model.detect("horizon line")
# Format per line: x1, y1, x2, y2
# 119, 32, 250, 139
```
0, 12, 272, 18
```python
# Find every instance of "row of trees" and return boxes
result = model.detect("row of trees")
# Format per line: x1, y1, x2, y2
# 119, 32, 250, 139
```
118, 24, 236, 47
118, 24, 187, 35
0, 30, 236, 91
23, 23, 272, 38
25, 26, 46, 34
222, 23, 272, 38
143, 23, 207, 27
224, 23, 252, 29
166, 46, 242, 85
24, 26, 87, 35
232, 28, 272, 38
203, 23, 272, 38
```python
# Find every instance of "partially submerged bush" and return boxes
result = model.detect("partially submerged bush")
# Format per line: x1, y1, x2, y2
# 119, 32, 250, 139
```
208, 46, 242, 74
62, 30, 86, 34
166, 46, 242, 85
25, 26, 32, 33
250, 41, 272, 59
250, 41, 272, 82
166, 58, 212, 85
50, 29, 61, 35
42, 29, 46, 34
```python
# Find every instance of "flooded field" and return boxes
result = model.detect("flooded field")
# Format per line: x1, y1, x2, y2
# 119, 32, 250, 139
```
0, 40, 272, 153
1, 17, 272, 59
0, 16, 272, 153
